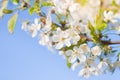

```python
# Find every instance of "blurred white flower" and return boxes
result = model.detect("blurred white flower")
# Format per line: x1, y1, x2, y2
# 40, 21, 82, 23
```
115, 0, 120, 5
89, 0, 100, 7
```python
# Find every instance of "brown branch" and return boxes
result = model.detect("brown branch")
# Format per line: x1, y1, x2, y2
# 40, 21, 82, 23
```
101, 40, 120, 45
80, 34, 120, 45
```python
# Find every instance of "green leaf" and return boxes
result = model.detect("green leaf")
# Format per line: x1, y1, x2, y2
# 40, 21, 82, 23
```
33, 2, 41, 14
41, 1, 54, 7
117, 52, 120, 58
97, 21, 107, 31
88, 21, 96, 36
3, 9, 13, 14
11, 0, 19, 5
29, 7, 35, 15
95, 8, 107, 31
8, 13, 18, 34
111, 50, 117, 53
112, 0, 118, 6
66, 59, 72, 69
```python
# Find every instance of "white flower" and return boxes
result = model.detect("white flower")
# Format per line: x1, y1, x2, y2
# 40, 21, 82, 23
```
39, 32, 54, 52
79, 44, 90, 54
21, 21, 29, 31
59, 51, 66, 59
104, 11, 114, 22
91, 67, 100, 76
79, 24, 90, 34
65, 46, 86, 63
71, 62, 80, 71
98, 61, 108, 69
52, 0, 74, 15
68, 3, 81, 22
39, 33, 49, 46
91, 46, 101, 56
89, 0, 100, 7
52, 28, 71, 49
29, 18, 41, 38
42, 11, 52, 32
78, 67, 92, 78
115, 0, 120, 5
67, 28, 80, 44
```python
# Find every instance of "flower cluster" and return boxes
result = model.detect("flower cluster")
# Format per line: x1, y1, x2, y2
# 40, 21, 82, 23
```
21, 0, 120, 78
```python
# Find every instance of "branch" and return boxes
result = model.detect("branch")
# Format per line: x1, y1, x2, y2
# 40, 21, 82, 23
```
101, 40, 120, 45
80, 34, 120, 45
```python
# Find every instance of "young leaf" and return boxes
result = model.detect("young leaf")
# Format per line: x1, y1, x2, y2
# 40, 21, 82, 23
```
11, 0, 19, 5
66, 59, 72, 69
3, 9, 13, 14
95, 8, 107, 31
41, 1, 54, 7
97, 21, 107, 31
8, 13, 18, 34
29, 7, 35, 15
117, 52, 120, 61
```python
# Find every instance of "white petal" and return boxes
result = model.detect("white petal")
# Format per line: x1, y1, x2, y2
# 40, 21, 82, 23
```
32, 30, 37, 38
78, 48, 84, 54
37, 24, 41, 30
64, 40, 71, 47
65, 50, 73, 56
74, 35, 80, 41
55, 42, 64, 49
34, 18, 39, 25
78, 54, 86, 63
98, 62, 103, 69
80, 44, 90, 53
71, 62, 80, 71
52, 35, 59, 42
68, 55, 77, 63
78, 69, 85, 76
61, 31, 69, 38
73, 46, 78, 51
91, 46, 101, 56
59, 51, 65, 55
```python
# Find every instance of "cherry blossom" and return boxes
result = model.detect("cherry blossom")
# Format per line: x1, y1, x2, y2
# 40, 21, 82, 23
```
14, 0, 120, 78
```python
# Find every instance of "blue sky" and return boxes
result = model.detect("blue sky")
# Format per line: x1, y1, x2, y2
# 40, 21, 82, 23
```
0, 1, 120, 80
